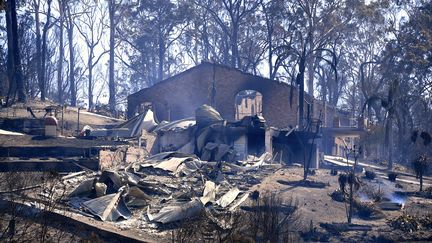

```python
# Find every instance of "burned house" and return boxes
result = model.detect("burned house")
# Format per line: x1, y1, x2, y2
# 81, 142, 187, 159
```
128, 62, 366, 165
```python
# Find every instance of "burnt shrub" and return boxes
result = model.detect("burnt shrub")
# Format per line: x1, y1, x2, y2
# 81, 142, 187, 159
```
353, 199, 384, 219
365, 170, 376, 180
329, 189, 345, 202
172, 193, 302, 243
388, 172, 398, 182
412, 155, 430, 192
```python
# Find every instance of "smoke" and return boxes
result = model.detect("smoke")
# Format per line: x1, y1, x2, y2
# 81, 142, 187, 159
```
389, 193, 406, 205
357, 192, 374, 203
358, 178, 407, 206
379, 179, 407, 205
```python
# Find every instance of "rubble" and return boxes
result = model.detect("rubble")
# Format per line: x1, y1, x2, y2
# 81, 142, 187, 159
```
87, 110, 157, 139
63, 149, 279, 224
216, 187, 240, 208
200, 181, 218, 205
425, 186, 432, 198
364, 170, 376, 180
81, 187, 132, 221
388, 172, 398, 182
0, 104, 327, 239
389, 214, 432, 232
147, 198, 204, 224
62, 154, 278, 228
141, 105, 272, 163
195, 104, 223, 127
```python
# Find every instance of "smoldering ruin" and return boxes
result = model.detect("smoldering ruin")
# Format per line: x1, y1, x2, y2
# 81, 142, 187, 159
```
1, 61, 431, 242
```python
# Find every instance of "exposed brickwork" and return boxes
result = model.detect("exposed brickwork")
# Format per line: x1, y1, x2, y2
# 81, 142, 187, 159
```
128, 63, 321, 129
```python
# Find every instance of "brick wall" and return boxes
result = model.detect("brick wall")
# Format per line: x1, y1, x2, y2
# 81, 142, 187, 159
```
235, 91, 263, 120
128, 63, 323, 129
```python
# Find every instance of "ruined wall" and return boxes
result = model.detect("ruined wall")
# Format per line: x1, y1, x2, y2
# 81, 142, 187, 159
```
128, 64, 212, 123
128, 63, 308, 129
235, 92, 263, 120
313, 102, 338, 128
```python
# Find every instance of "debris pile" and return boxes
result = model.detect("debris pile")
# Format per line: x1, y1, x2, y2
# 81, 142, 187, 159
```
37, 104, 286, 232
150, 105, 267, 162
62, 150, 281, 230
425, 186, 432, 198
389, 214, 432, 232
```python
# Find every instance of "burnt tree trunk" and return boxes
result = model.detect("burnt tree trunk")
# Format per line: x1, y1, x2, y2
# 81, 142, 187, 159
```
202, 22, 210, 61
231, 23, 239, 68
158, 31, 164, 82
108, 0, 116, 113
66, 3, 76, 106
6, 0, 26, 103
88, 47, 94, 110
57, 0, 64, 103
385, 118, 394, 171
34, 0, 42, 99
307, 56, 315, 96
297, 51, 306, 130
39, 0, 52, 101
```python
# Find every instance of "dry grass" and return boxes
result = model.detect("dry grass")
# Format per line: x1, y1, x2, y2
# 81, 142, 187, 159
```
172, 193, 301, 243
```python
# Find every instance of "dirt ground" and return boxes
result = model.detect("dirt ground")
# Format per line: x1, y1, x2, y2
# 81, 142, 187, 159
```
253, 167, 432, 242
48, 166, 431, 243
1, 165, 431, 242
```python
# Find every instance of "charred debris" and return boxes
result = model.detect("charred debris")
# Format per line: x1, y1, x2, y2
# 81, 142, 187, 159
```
0, 101, 321, 233
62, 104, 319, 226
1, 98, 431, 242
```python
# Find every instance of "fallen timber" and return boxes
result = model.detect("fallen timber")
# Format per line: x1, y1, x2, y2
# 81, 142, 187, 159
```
0, 198, 157, 243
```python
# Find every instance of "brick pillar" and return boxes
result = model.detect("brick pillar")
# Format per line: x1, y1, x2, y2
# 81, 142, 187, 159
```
234, 135, 248, 160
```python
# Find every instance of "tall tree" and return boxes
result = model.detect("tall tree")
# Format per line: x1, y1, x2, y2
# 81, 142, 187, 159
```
0, 45, 7, 98
5, 0, 26, 103
107, 0, 120, 113
108, 0, 122, 113
287, 0, 343, 96
56, 0, 65, 103
202, 0, 260, 69
76, 0, 108, 110
261, 0, 285, 80
33, 0, 54, 101
64, 0, 77, 106
119, 0, 190, 86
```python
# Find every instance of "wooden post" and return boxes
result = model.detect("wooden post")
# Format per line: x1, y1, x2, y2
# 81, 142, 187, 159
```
61, 105, 64, 136
77, 107, 80, 136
